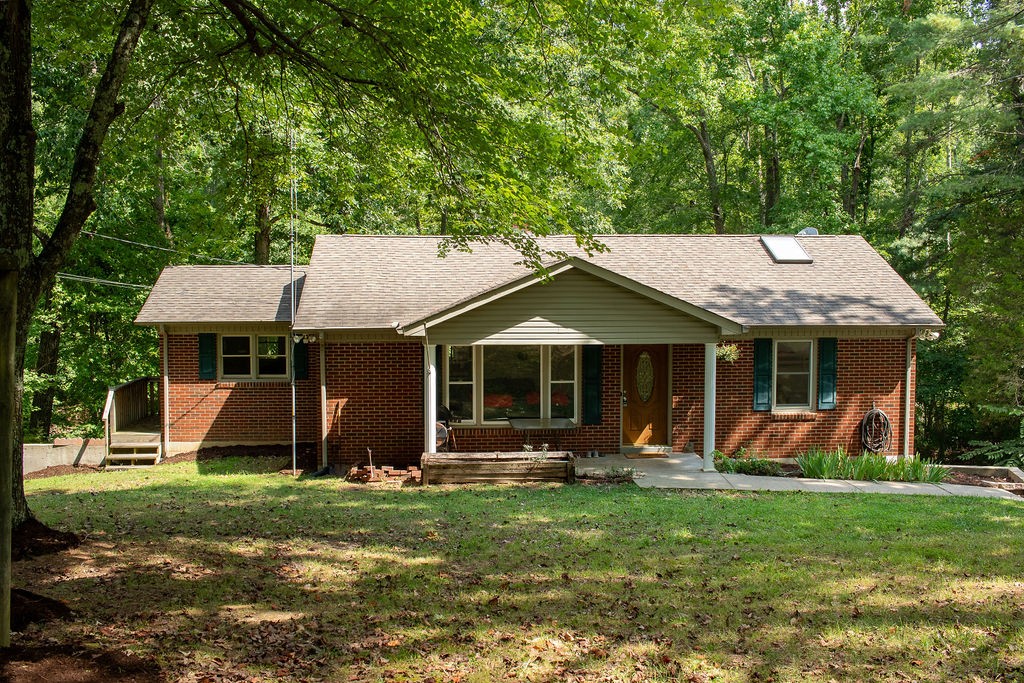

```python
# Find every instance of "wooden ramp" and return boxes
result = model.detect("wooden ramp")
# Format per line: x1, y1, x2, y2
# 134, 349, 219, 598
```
103, 378, 162, 469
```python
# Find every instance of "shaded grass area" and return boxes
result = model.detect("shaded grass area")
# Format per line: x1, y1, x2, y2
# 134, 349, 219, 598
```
18, 458, 1024, 682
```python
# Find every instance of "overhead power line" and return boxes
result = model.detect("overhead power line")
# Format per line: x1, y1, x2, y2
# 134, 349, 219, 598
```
81, 230, 247, 264
57, 272, 152, 290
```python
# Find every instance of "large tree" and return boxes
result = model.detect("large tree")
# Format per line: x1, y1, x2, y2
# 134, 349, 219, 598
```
5, 0, 642, 526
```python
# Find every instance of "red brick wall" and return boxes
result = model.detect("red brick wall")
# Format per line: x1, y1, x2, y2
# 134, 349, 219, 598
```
323, 342, 424, 468
164, 335, 915, 465
671, 339, 913, 458
164, 334, 319, 444
453, 346, 622, 454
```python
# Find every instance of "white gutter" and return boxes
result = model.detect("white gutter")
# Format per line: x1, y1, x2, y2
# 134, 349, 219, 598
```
904, 336, 912, 458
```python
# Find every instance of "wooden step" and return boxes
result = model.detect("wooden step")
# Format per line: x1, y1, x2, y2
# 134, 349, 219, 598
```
105, 443, 161, 469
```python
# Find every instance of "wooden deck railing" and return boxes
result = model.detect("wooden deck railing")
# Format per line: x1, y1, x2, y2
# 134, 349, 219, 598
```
103, 376, 159, 437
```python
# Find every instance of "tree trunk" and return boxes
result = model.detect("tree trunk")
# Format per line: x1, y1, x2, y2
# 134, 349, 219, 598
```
1, 0, 37, 545
0, 271, 16, 647
763, 125, 780, 227
861, 123, 876, 226
5, 0, 154, 529
255, 201, 271, 264
899, 58, 920, 238
28, 289, 61, 440
899, 126, 916, 238
153, 134, 172, 244
686, 120, 725, 234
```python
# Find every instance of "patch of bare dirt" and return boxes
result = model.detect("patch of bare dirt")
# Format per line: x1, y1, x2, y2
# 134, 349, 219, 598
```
12, 518, 80, 561
24, 464, 102, 481
159, 443, 318, 470
0, 643, 162, 682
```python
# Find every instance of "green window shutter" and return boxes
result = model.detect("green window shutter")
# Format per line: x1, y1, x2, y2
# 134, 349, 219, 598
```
198, 333, 217, 380
753, 338, 772, 412
817, 337, 837, 410
293, 341, 308, 380
582, 345, 603, 425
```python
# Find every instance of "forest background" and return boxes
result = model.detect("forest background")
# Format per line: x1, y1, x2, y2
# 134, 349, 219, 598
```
20, 0, 1024, 464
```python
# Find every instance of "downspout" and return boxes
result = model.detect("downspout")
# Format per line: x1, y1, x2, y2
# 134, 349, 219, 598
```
903, 336, 913, 458
160, 324, 170, 457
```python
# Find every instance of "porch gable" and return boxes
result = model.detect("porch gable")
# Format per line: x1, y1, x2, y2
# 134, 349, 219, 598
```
403, 265, 735, 345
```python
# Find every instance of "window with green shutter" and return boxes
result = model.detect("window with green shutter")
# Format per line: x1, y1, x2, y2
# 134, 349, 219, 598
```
581, 345, 602, 425
198, 333, 217, 379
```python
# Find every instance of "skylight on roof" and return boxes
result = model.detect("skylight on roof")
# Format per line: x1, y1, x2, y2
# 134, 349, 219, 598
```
761, 235, 813, 264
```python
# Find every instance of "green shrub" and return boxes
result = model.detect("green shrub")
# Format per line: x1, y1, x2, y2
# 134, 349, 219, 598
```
959, 438, 1024, 468
713, 446, 783, 476
735, 459, 782, 476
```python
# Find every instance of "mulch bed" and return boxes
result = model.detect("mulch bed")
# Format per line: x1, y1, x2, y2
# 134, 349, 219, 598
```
23, 464, 102, 481
0, 644, 162, 683
945, 469, 1024, 497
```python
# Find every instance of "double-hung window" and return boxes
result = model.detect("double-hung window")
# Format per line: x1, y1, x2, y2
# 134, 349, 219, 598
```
444, 345, 579, 424
220, 334, 289, 379
773, 340, 813, 409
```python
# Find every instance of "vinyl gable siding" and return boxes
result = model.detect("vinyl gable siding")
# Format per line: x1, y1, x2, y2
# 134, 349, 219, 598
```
426, 268, 719, 345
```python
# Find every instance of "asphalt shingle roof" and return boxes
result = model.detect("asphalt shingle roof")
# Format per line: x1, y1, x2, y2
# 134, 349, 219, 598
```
136, 265, 304, 324
292, 234, 941, 330
137, 235, 943, 329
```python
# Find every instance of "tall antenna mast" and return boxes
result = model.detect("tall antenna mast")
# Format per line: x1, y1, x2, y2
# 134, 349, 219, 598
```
289, 128, 298, 477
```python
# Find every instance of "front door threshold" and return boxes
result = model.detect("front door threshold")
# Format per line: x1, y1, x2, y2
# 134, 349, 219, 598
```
621, 445, 672, 456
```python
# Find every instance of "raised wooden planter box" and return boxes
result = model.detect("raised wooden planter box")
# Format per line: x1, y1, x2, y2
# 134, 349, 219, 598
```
421, 451, 575, 485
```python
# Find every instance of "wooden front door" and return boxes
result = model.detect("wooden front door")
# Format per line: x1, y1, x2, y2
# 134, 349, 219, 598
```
622, 345, 669, 446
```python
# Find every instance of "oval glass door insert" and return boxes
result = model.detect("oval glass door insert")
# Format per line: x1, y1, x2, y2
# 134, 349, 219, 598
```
636, 351, 654, 402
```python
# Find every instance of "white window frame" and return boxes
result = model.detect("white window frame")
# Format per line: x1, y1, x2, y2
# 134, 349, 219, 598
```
219, 334, 290, 380
443, 345, 580, 425
773, 339, 814, 411
444, 346, 476, 423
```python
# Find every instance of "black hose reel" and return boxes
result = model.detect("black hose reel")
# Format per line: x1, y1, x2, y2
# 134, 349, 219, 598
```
861, 404, 893, 454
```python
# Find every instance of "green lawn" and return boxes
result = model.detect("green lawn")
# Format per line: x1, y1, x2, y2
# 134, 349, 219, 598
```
18, 457, 1024, 682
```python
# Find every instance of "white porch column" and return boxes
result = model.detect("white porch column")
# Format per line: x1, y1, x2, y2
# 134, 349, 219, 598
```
319, 332, 328, 469
703, 342, 717, 472
425, 344, 438, 454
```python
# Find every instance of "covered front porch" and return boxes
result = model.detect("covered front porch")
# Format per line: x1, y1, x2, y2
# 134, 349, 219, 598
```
400, 258, 746, 472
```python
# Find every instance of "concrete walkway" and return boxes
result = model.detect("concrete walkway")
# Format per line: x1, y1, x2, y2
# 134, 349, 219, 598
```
576, 452, 1020, 500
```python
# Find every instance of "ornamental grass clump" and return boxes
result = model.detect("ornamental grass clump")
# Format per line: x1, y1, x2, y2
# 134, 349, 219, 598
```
796, 446, 851, 479
888, 455, 950, 483
848, 453, 890, 480
797, 447, 949, 482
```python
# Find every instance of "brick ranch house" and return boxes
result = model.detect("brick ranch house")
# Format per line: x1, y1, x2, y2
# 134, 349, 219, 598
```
135, 233, 943, 470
